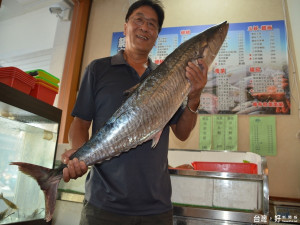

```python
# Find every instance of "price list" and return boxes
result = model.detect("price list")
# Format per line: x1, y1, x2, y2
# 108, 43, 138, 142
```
111, 20, 289, 115
250, 116, 277, 156
199, 116, 212, 150
212, 115, 237, 151
198, 115, 237, 151
149, 34, 178, 64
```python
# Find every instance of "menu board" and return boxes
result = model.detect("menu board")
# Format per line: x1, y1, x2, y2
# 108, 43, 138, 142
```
111, 20, 289, 115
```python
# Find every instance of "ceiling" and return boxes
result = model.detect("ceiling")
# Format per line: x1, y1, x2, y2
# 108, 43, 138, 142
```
0, 0, 72, 22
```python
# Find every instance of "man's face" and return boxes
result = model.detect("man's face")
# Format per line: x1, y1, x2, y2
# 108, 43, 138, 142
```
124, 6, 159, 54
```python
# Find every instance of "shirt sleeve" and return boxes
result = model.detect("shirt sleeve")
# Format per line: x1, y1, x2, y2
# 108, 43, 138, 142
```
71, 63, 95, 121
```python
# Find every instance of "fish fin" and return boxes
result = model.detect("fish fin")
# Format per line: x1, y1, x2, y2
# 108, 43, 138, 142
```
123, 83, 140, 97
123, 71, 152, 97
151, 130, 163, 148
10, 162, 62, 222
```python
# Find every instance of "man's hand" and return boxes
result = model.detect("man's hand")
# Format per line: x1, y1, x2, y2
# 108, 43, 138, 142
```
171, 59, 208, 141
61, 149, 88, 182
185, 59, 208, 109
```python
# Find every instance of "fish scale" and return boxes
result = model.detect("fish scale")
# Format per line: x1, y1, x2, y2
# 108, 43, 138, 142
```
10, 21, 229, 222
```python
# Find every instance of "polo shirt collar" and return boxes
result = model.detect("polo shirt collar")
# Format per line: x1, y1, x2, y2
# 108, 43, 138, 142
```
111, 50, 157, 71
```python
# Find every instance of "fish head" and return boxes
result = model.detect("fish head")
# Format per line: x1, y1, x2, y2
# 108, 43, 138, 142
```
188, 21, 229, 68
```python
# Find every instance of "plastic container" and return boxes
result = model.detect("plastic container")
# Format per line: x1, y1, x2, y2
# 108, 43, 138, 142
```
0, 67, 35, 94
191, 161, 258, 174
30, 82, 58, 105
26, 69, 60, 84
35, 76, 59, 89
36, 81, 58, 92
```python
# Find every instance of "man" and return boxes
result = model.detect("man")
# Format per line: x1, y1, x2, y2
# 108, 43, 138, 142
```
61, 0, 208, 224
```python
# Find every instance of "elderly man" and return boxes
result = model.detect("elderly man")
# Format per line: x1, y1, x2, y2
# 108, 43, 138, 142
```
61, 0, 207, 224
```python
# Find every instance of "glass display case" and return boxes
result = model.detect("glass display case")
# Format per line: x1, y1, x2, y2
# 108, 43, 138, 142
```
0, 83, 61, 225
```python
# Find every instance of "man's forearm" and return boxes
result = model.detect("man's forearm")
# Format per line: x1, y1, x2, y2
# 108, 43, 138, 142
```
171, 99, 199, 141
68, 117, 91, 150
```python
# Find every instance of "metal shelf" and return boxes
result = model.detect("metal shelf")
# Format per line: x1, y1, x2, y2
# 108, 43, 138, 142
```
0, 82, 61, 124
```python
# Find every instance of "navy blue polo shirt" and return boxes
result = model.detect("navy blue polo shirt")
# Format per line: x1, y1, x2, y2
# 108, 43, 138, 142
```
72, 50, 183, 215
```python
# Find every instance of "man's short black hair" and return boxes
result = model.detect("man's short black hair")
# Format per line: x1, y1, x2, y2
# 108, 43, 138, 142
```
125, 0, 164, 33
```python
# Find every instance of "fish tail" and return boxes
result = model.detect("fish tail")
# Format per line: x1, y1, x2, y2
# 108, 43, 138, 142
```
10, 162, 63, 222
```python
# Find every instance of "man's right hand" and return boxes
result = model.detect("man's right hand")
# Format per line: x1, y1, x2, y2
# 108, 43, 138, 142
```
61, 149, 88, 182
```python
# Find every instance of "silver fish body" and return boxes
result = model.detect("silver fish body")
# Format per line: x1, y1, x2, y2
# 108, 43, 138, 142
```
11, 21, 229, 222
71, 21, 229, 165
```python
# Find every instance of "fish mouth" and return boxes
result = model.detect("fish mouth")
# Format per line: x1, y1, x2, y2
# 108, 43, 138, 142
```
136, 34, 149, 41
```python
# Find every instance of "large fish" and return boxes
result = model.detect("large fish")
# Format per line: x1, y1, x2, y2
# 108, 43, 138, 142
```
11, 21, 229, 221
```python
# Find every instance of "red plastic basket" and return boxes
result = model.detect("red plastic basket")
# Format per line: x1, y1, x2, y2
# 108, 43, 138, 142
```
0, 76, 33, 94
0, 67, 35, 94
30, 82, 58, 105
191, 161, 258, 174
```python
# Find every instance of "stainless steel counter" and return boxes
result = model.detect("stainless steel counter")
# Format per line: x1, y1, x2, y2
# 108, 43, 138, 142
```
169, 150, 269, 225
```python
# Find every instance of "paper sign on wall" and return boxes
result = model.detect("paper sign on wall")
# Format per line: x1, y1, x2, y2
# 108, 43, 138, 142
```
199, 115, 238, 151
250, 116, 277, 156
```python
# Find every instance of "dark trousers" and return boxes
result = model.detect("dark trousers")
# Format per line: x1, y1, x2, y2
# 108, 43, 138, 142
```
79, 201, 173, 225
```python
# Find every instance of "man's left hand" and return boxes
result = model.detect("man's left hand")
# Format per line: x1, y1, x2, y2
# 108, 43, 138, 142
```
185, 59, 208, 106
